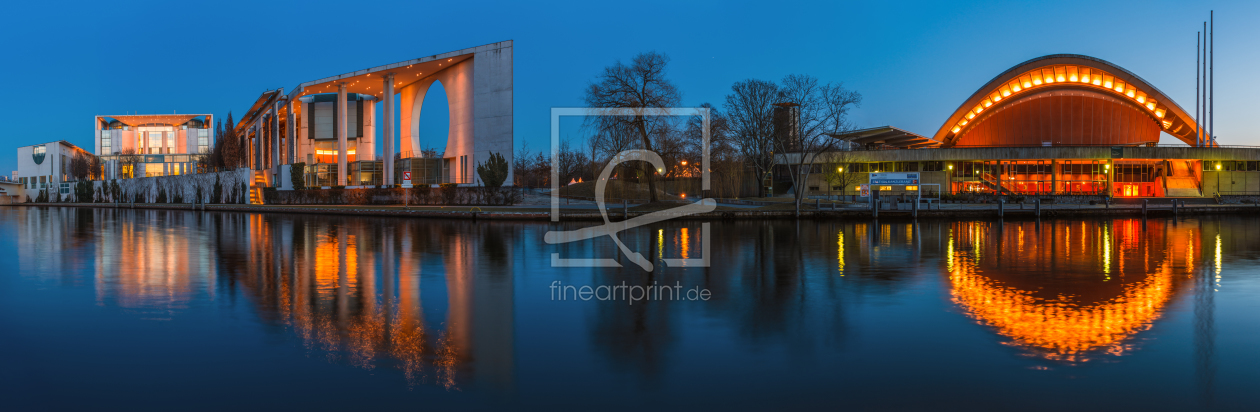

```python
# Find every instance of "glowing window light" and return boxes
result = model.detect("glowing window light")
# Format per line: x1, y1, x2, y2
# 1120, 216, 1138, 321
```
1103, 75, 1114, 88
960, 119, 969, 125
983, 99, 993, 108
316, 149, 356, 155
1125, 87, 1136, 98
967, 112, 976, 119
1154, 108, 1166, 118
1054, 66, 1066, 82
1092, 77, 1102, 86
1033, 77, 1043, 86
1067, 66, 1079, 82
1080, 68, 1091, 83
1043, 69, 1055, 83
1021, 75, 1033, 88
1146, 102, 1156, 111
974, 104, 985, 114
1135, 91, 1147, 103
1001, 86, 1012, 97
1162, 120, 1172, 128
953, 126, 961, 133
1113, 80, 1126, 93
991, 92, 1002, 102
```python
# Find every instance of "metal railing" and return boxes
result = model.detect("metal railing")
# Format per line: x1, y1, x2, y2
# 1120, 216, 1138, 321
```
824, 143, 1260, 152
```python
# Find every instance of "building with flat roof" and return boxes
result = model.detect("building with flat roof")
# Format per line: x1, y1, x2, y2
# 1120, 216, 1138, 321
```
783, 54, 1250, 200
95, 114, 214, 179
15, 140, 91, 197
231, 41, 513, 189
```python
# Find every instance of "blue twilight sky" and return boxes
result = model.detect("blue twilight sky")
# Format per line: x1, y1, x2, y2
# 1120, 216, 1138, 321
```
1, 0, 1256, 175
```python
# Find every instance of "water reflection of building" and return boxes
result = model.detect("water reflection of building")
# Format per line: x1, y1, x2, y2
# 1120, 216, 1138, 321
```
93, 210, 217, 310
235, 216, 516, 391
15, 207, 516, 390
945, 219, 1199, 362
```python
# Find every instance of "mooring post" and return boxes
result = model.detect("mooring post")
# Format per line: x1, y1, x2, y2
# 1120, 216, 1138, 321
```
1142, 199, 1148, 217
1173, 199, 1179, 215
623, 199, 628, 219
1035, 198, 1041, 217
998, 199, 1004, 218
872, 192, 879, 218
912, 196, 919, 218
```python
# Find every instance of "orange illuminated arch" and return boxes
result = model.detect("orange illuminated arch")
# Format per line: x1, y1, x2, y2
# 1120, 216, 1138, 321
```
934, 55, 1209, 147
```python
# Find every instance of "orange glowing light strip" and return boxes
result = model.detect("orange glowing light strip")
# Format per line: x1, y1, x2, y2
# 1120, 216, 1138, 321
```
953, 64, 1167, 136
949, 266, 1174, 362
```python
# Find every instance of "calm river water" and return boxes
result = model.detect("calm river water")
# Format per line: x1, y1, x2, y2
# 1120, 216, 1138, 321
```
2, 207, 1259, 410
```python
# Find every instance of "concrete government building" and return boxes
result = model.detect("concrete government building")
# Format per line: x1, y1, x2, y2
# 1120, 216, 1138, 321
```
231, 41, 513, 188
94, 114, 215, 179
795, 54, 1252, 199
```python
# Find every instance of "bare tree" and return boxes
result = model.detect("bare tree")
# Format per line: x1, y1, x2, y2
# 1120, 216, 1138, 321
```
820, 150, 862, 201
556, 139, 590, 185
69, 153, 91, 181
88, 155, 103, 181
724, 79, 780, 197
117, 148, 142, 179
771, 74, 862, 216
583, 51, 681, 202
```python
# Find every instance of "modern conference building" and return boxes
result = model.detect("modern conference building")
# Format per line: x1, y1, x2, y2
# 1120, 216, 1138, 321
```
795, 54, 1256, 199
15, 140, 92, 197
93, 114, 215, 179
231, 40, 513, 189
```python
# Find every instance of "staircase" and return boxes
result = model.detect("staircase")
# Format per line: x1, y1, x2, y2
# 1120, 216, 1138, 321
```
1162, 161, 1202, 197
980, 173, 1013, 195
250, 171, 266, 204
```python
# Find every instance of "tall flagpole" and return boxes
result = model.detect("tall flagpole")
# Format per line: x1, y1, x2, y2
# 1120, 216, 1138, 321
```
1196, 31, 1201, 147
1210, 10, 1214, 146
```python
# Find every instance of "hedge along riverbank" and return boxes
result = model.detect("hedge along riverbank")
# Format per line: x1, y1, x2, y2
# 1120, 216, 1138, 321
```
22, 168, 255, 205
262, 185, 523, 206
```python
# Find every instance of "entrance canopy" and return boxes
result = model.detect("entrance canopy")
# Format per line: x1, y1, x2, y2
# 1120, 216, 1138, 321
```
827, 126, 942, 149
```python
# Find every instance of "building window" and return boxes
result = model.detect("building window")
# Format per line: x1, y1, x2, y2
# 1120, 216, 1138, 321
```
101, 131, 112, 155
148, 132, 162, 154
198, 129, 209, 153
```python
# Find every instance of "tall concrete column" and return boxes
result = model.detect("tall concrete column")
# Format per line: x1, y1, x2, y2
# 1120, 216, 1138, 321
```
337, 82, 348, 186
286, 100, 296, 165
362, 96, 375, 162
383, 74, 395, 185
272, 102, 281, 179
300, 99, 310, 164
257, 122, 264, 171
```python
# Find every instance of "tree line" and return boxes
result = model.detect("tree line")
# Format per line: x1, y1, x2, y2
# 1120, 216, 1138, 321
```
512, 51, 862, 213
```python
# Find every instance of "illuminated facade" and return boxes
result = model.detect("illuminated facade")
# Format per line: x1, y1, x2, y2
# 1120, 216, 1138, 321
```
787, 54, 1256, 199
233, 41, 514, 189
15, 140, 90, 195
94, 114, 215, 179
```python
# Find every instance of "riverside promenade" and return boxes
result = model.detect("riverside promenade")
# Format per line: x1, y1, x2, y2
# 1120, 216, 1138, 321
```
9, 197, 1258, 221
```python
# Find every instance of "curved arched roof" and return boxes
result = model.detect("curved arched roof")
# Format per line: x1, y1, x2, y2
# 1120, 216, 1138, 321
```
934, 55, 1208, 147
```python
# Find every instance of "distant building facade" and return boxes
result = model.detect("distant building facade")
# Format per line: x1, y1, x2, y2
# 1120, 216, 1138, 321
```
15, 140, 90, 195
95, 114, 214, 179
784, 54, 1246, 199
